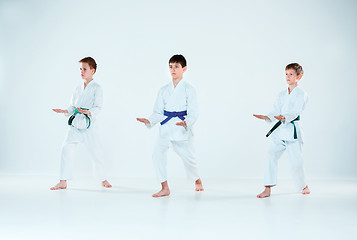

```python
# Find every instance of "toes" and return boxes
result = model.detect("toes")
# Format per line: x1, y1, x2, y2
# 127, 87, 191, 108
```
257, 193, 269, 198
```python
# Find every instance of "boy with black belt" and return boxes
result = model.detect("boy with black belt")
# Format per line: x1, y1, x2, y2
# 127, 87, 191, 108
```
254, 63, 310, 198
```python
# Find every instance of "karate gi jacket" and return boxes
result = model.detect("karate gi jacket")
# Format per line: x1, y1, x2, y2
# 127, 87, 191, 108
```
67, 81, 103, 129
148, 80, 199, 141
266, 86, 308, 142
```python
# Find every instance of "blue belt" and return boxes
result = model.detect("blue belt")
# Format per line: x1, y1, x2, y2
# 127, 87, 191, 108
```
68, 108, 91, 129
160, 110, 187, 125
266, 116, 300, 139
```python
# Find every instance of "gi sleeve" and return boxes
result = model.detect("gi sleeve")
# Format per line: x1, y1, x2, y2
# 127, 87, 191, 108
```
185, 86, 199, 129
88, 85, 103, 118
147, 88, 165, 128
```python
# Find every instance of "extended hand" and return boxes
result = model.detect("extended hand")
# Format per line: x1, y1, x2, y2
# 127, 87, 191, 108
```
53, 109, 68, 114
176, 120, 187, 128
77, 108, 91, 115
274, 115, 285, 120
253, 114, 270, 120
136, 118, 150, 125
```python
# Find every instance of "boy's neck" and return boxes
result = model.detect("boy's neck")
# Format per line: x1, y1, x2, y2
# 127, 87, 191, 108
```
84, 78, 93, 88
172, 76, 183, 88
288, 83, 298, 94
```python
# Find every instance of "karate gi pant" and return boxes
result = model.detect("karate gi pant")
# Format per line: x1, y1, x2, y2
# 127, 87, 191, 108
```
153, 137, 200, 183
60, 127, 107, 181
264, 138, 307, 191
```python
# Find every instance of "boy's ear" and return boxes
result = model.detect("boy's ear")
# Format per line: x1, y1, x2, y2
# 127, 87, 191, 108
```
91, 68, 96, 74
297, 74, 303, 80
183, 66, 187, 72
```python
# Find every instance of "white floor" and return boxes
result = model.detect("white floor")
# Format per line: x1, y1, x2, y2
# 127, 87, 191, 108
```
0, 176, 356, 240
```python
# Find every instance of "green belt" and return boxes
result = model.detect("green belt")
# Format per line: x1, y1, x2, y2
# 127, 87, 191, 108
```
266, 115, 300, 139
68, 108, 91, 129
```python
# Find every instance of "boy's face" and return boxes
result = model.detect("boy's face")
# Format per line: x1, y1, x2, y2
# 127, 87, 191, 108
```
285, 68, 302, 85
80, 62, 95, 80
169, 62, 187, 80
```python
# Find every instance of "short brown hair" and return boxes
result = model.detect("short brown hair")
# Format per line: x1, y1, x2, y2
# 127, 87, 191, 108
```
285, 63, 303, 75
79, 57, 97, 73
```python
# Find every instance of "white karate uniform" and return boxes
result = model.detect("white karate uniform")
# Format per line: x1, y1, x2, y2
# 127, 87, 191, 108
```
147, 80, 200, 183
264, 86, 308, 190
60, 80, 107, 181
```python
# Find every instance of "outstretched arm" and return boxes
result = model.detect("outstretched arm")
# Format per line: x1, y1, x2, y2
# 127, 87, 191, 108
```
253, 114, 270, 120
136, 118, 150, 125
53, 109, 68, 114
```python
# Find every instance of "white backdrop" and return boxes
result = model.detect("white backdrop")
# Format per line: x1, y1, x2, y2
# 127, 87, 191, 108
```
0, 0, 356, 180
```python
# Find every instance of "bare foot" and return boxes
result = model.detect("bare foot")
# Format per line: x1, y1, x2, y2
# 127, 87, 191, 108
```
50, 180, 67, 190
195, 178, 204, 191
102, 180, 112, 188
302, 185, 310, 195
152, 181, 170, 198
257, 186, 271, 198
152, 188, 170, 198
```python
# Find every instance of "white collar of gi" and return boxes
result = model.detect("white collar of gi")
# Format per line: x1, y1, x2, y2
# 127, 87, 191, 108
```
82, 79, 94, 90
287, 85, 299, 95
171, 78, 185, 89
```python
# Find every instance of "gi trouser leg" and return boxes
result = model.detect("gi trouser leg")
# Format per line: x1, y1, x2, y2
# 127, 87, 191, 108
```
60, 142, 77, 180
264, 138, 307, 190
286, 140, 306, 191
152, 139, 170, 183
59, 127, 107, 181
172, 139, 200, 181
264, 139, 285, 187
152, 138, 200, 183
84, 129, 107, 181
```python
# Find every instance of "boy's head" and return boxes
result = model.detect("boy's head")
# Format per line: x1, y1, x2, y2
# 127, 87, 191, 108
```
169, 54, 187, 68
285, 63, 303, 85
169, 55, 187, 80
79, 57, 97, 80
285, 63, 303, 76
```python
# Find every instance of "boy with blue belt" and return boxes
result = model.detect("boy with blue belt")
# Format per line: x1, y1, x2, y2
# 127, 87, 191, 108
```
137, 54, 204, 197
254, 63, 310, 198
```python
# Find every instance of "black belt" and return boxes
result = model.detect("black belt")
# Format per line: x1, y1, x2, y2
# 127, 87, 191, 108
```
266, 116, 300, 139
68, 108, 91, 129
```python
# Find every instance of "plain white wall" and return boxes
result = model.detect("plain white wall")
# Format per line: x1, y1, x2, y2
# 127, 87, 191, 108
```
0, 0, 356, 180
